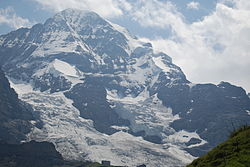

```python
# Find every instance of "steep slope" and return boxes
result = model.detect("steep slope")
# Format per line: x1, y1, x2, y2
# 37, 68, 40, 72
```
0, 8, 250, 166
187, 126, 250, 167
0, 68, 34, 144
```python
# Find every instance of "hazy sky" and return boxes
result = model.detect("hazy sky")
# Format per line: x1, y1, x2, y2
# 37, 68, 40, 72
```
0, 0, 249, 92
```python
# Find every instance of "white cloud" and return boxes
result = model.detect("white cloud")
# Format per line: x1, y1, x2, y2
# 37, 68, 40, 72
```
141, 0, 250, 91
0, 7, 32, 29
187, 1, 200, 10
127, 0, 184, 29
32, 0, 126, 18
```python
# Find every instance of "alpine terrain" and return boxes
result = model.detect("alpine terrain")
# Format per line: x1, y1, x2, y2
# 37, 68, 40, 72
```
0, 9, 250, 167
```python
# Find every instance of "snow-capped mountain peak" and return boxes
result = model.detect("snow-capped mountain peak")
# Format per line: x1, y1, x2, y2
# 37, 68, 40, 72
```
1, 8, 250, 167
46, 8, 106, 32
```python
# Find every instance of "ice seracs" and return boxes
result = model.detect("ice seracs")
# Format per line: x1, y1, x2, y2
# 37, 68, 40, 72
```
9, 81, 193, 167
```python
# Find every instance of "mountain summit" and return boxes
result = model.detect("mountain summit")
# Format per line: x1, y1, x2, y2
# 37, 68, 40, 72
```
0, 9, 250, 167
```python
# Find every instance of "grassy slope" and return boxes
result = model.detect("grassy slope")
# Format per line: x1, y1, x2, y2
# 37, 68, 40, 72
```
187, 126, 250, 167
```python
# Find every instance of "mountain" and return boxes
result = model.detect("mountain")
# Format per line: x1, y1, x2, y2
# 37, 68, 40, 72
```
187, 125, 250, 167
0, 8, 250, 166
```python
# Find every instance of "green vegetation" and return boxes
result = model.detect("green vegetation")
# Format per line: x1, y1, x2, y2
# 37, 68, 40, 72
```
187, 125, 250, 167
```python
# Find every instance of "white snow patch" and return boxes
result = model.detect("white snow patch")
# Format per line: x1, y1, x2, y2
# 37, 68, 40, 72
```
167, 144, 194, 163
8, 79, 34, 94
165, 130, 207, 148
31, 27, 91, 58
187, 108, 193, 114
53, 59, 79, 77
32, 59, 83, 87
152, 56, 170, 73
246, 110, 250, 115
107, 89, 148, 104
110, 126, 130, 132
110, 22, 142, 54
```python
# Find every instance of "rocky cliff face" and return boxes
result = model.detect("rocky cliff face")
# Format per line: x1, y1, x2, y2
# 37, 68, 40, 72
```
0, 8, 249, 167
0, 69, 34, 144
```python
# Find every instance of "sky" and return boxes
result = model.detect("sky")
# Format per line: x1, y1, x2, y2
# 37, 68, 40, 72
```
0, 0, 250, 92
